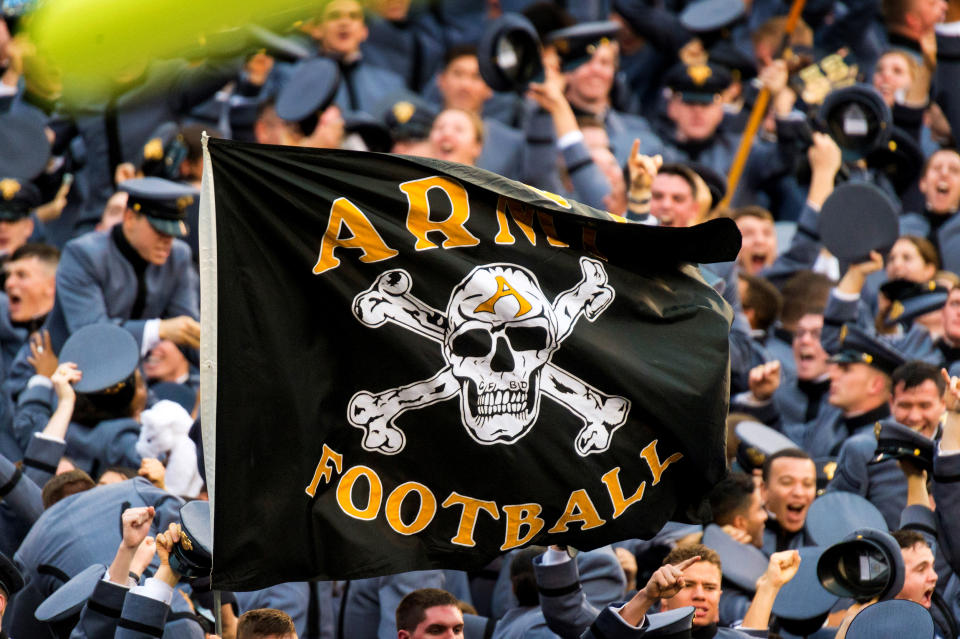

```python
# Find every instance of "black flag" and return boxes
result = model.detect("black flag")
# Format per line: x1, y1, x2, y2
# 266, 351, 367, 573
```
200, 137, 739, 590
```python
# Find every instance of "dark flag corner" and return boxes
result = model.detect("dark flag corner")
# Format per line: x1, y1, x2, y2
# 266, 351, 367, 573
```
199, 136, 740, 591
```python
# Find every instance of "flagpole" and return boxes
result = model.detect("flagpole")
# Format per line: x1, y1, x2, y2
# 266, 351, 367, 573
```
719, 0, 808, 209
198, 133, 219, 579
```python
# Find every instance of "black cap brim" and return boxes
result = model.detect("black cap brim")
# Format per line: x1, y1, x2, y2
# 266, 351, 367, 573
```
147, 216, 189, 238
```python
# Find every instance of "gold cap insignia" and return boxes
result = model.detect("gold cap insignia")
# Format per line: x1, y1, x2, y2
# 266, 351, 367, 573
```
143, 138, 164, 161
746, 447, 765, 468
874, 421, 883, 438
586, 37, 610, 56
392, 101, 415, 125
687, 63, 712, 86
889, 300, 904, 320
914, 448, 921, 456
0, 179, 21, 201
929, 280, 937, 291
888, 140, 897, 152
176, 195, 194, 211
180, 531, 194, 552
862, 353, 873, 364
823, 461, 837, 481
839, 324, 848, 343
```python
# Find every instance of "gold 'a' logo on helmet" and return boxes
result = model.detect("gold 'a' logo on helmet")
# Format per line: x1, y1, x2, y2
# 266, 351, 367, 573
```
143, 137, 164, 161
687, 64, 712, 86
392, 101, 415, 125
0, 179, 21, 201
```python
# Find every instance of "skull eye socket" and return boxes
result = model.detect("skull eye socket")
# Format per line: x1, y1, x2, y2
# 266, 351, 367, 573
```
505, 326, 549, 351
451, 328, 493, 357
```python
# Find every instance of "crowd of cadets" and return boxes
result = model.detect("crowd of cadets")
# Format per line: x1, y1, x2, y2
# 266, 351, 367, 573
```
2, 0, 960, 636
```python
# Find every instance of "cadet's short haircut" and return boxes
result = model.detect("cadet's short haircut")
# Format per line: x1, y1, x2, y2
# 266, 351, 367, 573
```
656, 163, 698, 199
443, 44, 477, 68
730, 205, 774, 223
762, 448, 812, 482
396, 589, 461, 633
663, 544, 722, 572
739, 273, 783, 332
937, 270, 960, 290
780, 271, 833, 327
892, 529, 928, 550
42, 469, 95, 509
892, 361, 946, 395
237, 608, 296, 639
709, 472, 756, 526
8, 242, 60, 268
99, 466, 138, 481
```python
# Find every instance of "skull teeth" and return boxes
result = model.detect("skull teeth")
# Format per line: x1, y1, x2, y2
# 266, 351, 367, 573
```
476, 390, 529, 416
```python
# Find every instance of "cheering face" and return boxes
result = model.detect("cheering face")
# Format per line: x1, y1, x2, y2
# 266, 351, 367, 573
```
911, 0, 948, 33
428, 110, 482, 166
886, 238, 936, 282
437, 55, 491, 114
0, 218, 34, 257
659, 561, 722, 626
735, 215, 777, 276
320, 0, 368, 57
763, 457, 816, 533
743, 487, 769, 549
650, 174, 699, 228
399, 605, 464, 639
122, 211, 174, 266
565, 41, 617, 107
828, 362, 882, 414
872, 52, 914, 107
793, 314, 829, 381
942, 288, 960, 342
143, 340, 190, 383
4, 255, 56, 322
896, 542, 938, 608
892, 379, 944, 439
919, 149, 960, 213
667, 96, 724, 142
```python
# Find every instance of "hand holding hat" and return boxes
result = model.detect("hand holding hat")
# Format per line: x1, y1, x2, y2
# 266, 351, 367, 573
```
836, 251, 884, 296
155, 522, 183, 587
28, 329, 57, 378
